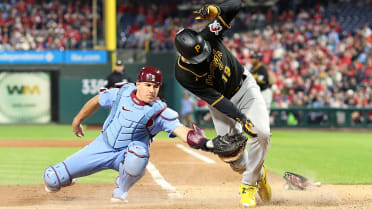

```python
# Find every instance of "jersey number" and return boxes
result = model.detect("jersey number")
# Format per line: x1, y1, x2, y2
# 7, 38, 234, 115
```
222, 66, 231, 83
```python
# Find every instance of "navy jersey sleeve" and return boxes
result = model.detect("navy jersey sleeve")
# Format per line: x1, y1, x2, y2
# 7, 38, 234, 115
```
175, 63, 246, 122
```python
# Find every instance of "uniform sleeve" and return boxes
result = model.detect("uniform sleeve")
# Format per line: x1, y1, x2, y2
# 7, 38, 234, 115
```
150, 108, 183, 138
182, 84, 245, 122
98, 88, 119, 109
217, 0, 241, 24
200, 0, 241, 40
175, 67, 245, 122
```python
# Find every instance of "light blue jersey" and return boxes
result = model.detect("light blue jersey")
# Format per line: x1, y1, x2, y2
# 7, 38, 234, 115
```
44, 83, 182, 193
100, 83, 178, 148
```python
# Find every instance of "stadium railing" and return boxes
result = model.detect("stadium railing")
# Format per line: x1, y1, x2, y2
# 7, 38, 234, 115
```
194, 108, 372, 129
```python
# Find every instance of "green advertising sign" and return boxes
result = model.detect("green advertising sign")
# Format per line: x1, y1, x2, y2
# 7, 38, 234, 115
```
0, 72, 51, 123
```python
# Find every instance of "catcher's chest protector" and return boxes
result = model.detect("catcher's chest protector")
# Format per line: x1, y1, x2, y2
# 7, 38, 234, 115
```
103, 84, 166, 149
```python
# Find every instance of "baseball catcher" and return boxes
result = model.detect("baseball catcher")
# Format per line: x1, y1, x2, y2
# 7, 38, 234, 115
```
43, 67, 217, 203
187, 123, 248, 162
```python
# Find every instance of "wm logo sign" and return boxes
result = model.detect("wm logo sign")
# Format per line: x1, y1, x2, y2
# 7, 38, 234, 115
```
7, 85, 41, 95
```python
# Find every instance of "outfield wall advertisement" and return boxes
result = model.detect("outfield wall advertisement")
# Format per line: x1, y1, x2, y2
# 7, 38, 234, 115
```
0, 50, 107, 64
0, 51, 63, 64
0, 72, 51, 123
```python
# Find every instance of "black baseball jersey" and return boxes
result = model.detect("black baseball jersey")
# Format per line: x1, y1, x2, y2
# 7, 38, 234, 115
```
106, 72, 131, 88
250, 63, 271, 91
175, 0, 246, 121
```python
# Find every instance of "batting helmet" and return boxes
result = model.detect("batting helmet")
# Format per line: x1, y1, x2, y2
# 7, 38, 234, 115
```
174, 28, 211, 64
137, 66, 162, 85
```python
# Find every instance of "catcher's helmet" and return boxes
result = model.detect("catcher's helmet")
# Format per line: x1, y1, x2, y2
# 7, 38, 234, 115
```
137, 66, 162, 85
174, 28, 211, 64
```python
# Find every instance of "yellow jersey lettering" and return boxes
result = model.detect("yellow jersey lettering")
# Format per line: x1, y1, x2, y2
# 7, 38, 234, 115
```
224, 66, 231, 77
222, 75, 228, 83
195, 44, 201, 53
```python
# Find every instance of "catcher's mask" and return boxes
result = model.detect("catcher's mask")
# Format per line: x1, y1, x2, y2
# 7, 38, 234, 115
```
137, 66, 162, 85
174, 28, 211, 64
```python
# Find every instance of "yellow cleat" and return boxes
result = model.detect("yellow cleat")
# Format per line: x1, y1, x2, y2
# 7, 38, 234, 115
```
240, 184, 257, 207
257, 165, 272, 202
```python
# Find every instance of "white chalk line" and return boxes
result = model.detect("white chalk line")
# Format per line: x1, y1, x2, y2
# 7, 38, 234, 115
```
146, 161, 182, 199
157, 161, 210, 165
176, 144, 216, 164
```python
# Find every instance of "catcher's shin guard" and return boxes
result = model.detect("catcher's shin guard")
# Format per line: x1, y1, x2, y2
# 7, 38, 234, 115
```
43, 162, 73, 192
257, 165, 272, 202
113, 141, 148, 199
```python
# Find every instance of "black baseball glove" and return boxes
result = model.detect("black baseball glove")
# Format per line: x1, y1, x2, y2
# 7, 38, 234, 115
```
209, 133, 248, 161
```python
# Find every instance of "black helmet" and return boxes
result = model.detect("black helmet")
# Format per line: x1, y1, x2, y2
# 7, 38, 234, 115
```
174, 28, 211, 64
250, 51, 262, 59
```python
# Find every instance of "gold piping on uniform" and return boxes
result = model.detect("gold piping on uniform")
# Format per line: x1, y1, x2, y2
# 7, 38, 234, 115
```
251, 63, 265, 84
233, 85, 240, 94
211, 95, 224, 106
218, 16, 230, 28
177, 57, 208, 78
251, 63, 262, 72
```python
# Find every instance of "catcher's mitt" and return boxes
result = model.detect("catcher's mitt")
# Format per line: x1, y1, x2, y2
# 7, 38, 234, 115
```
210, 133, 248, 163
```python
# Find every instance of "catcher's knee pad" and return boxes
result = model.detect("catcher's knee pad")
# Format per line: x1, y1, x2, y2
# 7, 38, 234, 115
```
124, 141, 149, 177
43, 162, 72, 191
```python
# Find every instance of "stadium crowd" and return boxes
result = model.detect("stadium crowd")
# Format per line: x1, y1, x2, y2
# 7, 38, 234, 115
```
117, 2, 372, 111
0, 0, 95, 50
1, 0, 372, 113
228, 13, 372, 110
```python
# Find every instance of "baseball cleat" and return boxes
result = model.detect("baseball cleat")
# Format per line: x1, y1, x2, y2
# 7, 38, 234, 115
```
45, 185, 60, 193
111, 191, 128, 203
111, 197, 129, 203
70, 178, 77, 185
257, 165, 272, 202
240, 184, 257, 207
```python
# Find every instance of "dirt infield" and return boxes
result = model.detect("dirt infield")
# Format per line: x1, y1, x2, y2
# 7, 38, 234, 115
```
0, 140, 371, 209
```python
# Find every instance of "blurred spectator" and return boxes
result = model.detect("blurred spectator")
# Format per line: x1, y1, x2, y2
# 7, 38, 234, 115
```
181, 92, 193, 127
249, 51, 273, 112
195, 96, 211, 124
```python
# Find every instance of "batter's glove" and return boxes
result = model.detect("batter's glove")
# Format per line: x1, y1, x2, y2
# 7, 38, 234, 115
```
236, 117, 257, 137
283, 172, 310, 190
209, 133, 248, 162
194, 5, 220, 20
